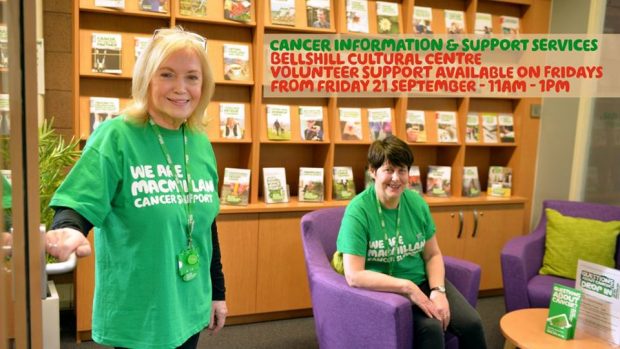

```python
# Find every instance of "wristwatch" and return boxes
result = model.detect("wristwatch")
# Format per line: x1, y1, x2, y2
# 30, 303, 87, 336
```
430, 286, 446, 293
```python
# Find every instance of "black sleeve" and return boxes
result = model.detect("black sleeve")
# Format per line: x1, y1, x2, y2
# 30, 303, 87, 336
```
50, 206, 94, 237
210, 220, 226, 301
51, 207, 226, 298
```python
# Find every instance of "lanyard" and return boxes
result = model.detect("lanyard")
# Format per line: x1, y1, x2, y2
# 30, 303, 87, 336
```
149, 118, 194, 247
375, 193, 401, 276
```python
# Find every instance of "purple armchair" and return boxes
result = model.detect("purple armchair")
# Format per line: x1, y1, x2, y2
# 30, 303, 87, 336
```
300, 207, 482, 349
501, 200, 620, 312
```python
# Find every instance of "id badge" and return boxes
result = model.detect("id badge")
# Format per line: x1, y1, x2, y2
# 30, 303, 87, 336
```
177, 246, 200, 282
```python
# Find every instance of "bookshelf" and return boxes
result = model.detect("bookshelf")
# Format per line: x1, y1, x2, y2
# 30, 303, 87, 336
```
72, 0, 551, 339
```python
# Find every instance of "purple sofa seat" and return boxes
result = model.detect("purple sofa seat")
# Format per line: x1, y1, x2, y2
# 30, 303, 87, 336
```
301, 206, 482, 349
501, 200, 620, 312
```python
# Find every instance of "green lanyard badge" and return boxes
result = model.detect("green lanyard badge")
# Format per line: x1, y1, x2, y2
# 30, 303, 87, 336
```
375, 193, 401, 276
149, 118, 199, 281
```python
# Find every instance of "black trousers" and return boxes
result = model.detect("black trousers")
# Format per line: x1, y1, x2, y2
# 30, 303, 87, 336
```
115, 331, 200, 349
412, 280, 487, 349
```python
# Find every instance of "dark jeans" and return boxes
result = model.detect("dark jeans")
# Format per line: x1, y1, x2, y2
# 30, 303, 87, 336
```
412, 280, 487, 349
115, 331, 200, 349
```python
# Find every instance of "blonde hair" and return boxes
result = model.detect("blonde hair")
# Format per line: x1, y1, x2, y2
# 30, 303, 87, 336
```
124, 27, 214, 131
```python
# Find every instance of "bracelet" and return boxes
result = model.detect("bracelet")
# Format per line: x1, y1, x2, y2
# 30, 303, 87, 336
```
430, 285, 446, 293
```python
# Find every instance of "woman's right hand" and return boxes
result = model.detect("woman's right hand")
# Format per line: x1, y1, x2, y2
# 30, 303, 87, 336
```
1, 232, 11, 247
45, 228, 91, 262
406, 282, 442, 320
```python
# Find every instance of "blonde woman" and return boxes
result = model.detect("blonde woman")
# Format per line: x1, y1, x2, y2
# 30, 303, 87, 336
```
45, 27, 227, 348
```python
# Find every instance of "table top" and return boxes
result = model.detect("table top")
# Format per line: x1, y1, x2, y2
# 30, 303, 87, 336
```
500, 308, 615, 349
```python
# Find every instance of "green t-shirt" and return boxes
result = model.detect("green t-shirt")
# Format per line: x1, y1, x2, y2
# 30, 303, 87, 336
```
2, 174, 11, 209
2, 175, 11, 230
50, 116, 220, 348
337, 186, 436, 285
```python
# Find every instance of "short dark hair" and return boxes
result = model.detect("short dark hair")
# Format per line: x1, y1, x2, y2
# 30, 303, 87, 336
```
367, 136, 414, 170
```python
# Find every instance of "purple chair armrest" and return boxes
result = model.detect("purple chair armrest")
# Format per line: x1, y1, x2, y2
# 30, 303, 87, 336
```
501, 225, 546, 311
309, 268, 413, 349
443, 256, 481, 307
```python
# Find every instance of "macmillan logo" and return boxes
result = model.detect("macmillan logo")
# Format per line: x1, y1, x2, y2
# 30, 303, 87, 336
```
367, 234, 426, 263
129, 164, 215, 208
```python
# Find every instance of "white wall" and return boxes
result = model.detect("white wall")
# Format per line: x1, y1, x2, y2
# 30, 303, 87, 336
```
531, 0, 598, 228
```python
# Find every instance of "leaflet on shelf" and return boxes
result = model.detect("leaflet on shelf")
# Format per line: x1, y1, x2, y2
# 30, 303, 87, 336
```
0, 25, 7, 69
91, 33, 122, 75
501, 15, 520, 34
475, 12, 492, 35
221, 168, 251, 206
367, 107, 392, 141
134, 37, 151, 62
270, 0, 295, 26
263, 167, 288, 203
306, 0, 331, 29
412, 6, 433, 34
225, 0, 252, 23
426, 165, 451, 197
332, 166, 356, 200
139, 0, 168, 13
376, 1, 399, 34
95, 0, 125, 9
89, 97, 120, 134
498, 114, 515, 143
408, 165, 423, 194
179, 0, 207, 17
266, 104, 291, 140
466, 113, 480, 143
223, 43, 250, 81
299, 106, 324, 141
346, 0, 369, 33
436, 111, 458, 143
220, 103, 245, 139
445, 9, 465, 34
364, 165, 373, 189
487, 166, 512, 197
338, 108, 362, 141
406, 110, 426, 143
299, 167, 324, 202
482, 113, 499, 144
462, 166, 481, 197
0, 94, 9, 136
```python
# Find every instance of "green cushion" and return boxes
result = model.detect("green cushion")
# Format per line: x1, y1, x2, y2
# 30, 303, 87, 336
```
331, 251, 344, 275
540, 208, 620, 280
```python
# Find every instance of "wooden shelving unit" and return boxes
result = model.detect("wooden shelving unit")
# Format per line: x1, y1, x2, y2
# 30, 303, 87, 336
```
72, 0, 551, 341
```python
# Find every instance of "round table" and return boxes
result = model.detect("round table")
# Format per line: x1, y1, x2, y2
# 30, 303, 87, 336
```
500, 308, 614, 349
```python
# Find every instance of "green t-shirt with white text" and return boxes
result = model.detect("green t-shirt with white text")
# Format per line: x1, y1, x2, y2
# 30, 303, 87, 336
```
337, 185, 435, 285
50, 116, 220, 348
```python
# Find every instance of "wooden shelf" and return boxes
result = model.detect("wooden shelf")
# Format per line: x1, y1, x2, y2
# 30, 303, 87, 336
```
210, 138, 253, 144
80, 0, 172, 18
424, 194, 527, 206
264, 25, 337, 34
220, 197, 349, 214
215, 80, 255, 86
465, 143, 518, 147
175, 14, 257, 28
72, 0, 551, 336
259, 140, 330, 145
407, 142, 463, 147
486, 0, 533, 6
219, 194, 527, 214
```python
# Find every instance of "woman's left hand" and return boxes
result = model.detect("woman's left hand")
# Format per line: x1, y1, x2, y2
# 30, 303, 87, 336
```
207, 300, 228, 335
430, 291, 450, 331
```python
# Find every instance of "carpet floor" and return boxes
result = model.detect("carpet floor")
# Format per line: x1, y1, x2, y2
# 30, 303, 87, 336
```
59, 295, 507, 348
